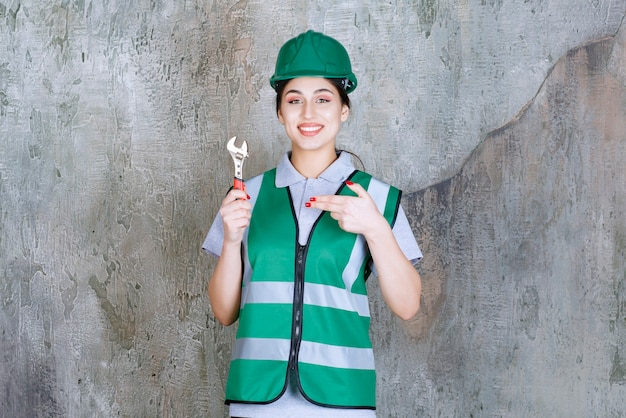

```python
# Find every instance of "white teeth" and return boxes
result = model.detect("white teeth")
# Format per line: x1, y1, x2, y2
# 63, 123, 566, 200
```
300, 126, 322, 132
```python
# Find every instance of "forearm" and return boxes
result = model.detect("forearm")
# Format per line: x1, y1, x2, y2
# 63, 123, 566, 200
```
366, 222, 422, 320
208, 242, 244, 326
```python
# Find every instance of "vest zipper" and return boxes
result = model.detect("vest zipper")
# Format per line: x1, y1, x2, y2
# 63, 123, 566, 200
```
289, 244, 306, 371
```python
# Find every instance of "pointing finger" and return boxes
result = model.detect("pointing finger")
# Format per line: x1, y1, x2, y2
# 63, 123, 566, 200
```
344, 180, 366, 197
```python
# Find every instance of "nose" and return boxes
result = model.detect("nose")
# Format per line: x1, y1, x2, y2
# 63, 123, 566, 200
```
302, 101, 314, 119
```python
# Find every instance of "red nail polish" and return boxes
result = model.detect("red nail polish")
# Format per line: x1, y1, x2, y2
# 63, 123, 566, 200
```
247, 194, 251, 200
309, 197, 316, 202
346, 181, 354, 186
305, 202, 311, 208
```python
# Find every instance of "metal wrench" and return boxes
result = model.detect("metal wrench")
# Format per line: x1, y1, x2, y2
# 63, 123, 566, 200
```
227, 136, 248, 191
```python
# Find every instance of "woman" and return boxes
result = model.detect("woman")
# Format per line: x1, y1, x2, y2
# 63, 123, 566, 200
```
203, 30, 422, 417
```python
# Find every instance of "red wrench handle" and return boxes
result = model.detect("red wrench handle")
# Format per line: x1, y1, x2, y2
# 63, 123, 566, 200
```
233, 177, 246, 191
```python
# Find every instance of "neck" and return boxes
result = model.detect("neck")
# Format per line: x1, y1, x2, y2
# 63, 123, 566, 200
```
290, 148, 338, 179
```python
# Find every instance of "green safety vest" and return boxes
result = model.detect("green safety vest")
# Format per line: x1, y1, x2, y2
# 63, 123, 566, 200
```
225, 168, 401, 409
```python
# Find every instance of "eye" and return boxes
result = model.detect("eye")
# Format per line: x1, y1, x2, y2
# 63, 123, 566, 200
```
286, 97, 302, 104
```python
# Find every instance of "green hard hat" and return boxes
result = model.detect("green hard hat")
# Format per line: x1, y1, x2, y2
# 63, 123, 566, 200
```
269, 30, 358, 93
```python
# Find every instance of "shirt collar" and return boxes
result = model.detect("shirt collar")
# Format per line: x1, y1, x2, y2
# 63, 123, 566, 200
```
275, 151, 356, 188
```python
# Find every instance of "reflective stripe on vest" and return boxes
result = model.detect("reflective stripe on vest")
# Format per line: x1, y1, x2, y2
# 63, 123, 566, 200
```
233, 338, 375, 370
224, 169, 401, 408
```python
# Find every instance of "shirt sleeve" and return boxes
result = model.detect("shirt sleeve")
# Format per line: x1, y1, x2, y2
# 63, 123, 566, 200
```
393, 204, 423, 264
201, 213, 224, 258
370, 204, 422, 277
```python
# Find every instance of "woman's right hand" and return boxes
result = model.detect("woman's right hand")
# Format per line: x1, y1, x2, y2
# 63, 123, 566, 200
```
219, 188, 251, 245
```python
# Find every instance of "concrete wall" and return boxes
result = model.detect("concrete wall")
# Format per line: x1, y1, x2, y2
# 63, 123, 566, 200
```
1, 1, 624, 416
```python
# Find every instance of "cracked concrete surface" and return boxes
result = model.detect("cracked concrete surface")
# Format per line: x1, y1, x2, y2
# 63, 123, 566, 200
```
1, 1, 625, 416
398, 28, 626, 416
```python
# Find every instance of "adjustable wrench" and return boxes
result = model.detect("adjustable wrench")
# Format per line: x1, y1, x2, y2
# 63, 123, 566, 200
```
227, 136, 248, 191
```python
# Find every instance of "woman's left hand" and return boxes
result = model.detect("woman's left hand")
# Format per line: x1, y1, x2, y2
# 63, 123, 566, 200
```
306, 181, 387, 238
307, 180, 421, 320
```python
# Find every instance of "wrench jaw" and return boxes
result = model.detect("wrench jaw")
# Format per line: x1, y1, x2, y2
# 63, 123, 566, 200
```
227, 136, 249, 190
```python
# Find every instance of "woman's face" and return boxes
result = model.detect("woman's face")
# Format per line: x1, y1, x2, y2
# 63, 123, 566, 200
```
277, 77, 349, 155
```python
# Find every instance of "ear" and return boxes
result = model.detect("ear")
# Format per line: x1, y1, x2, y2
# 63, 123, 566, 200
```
277, 109, 285, 125
340, 104, 350, 122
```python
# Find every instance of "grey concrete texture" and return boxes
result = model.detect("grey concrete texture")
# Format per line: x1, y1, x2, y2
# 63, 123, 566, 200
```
0, 0, 625, 417
398, 32, 626, 416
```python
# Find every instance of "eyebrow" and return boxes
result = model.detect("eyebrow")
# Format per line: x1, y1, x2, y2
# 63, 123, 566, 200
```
285, 88, 335, 96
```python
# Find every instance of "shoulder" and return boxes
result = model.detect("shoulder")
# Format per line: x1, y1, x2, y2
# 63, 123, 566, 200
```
246, 168, 278, 186
245, 171, 266, 189
350, 171, 400, 195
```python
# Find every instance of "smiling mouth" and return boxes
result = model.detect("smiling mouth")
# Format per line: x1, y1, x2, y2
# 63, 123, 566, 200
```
299, 125, 323, 135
